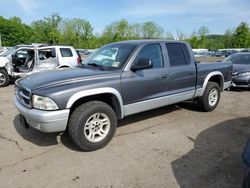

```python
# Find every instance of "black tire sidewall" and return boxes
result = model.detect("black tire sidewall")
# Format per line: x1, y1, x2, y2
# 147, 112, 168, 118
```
69, 101, 117, 151
0, 69, 10, 87
203, 82, 220, 111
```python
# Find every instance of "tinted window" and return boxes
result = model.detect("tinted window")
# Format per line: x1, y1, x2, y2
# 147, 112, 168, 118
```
181, 44, 191, 64
135, 44, 163, 68
60, 48, 73, 57
224, 54, 250, 65
166, 43, 187, 66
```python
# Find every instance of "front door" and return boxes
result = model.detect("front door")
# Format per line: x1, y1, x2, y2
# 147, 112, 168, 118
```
121, 43, 170, 116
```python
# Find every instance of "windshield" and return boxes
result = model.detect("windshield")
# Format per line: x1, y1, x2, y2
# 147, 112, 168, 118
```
0, 46, 18, 57
83, 43, 136, 70
223, 53, 250, 65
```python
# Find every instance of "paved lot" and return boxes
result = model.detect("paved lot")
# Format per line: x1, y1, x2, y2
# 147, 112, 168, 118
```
0, 86, 249, 188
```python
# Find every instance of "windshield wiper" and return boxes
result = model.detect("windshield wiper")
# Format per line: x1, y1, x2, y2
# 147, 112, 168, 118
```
87, 63, 105, 70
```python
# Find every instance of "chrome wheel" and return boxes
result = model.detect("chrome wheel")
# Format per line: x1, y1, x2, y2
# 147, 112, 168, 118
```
0, 73, 6, 85
84, 113, 111, 143
208, 88, 218, 107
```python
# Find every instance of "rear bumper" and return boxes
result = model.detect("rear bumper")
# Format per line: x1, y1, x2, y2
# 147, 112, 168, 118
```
15, 97, 70, 133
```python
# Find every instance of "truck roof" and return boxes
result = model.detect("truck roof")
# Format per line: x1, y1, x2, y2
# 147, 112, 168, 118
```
112, 39, 188, 46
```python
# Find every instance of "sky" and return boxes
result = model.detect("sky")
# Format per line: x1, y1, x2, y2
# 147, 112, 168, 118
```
0, 0, 250, 36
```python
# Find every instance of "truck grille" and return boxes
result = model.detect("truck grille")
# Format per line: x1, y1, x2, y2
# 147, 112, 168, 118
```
16, 84, 32, 108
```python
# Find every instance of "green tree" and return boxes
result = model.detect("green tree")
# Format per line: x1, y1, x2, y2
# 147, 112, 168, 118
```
0, 16, 34, 46
102, 19, 132, 43
188, 32, 199, 48
142, 22, 164, 39
232, 22, 250, 48
198, 26, 209, 48
224, 28, 234, 48
31, 13, 62, 44
176, 29, 186, 41
166, 31, 174, 40
60, 18, 93, 48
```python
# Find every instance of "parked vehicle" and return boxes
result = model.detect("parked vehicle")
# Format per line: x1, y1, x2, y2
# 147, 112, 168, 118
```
242, 139, 250, 188
223, 52, 250, 88
14, 40, 232, 151
0, 45, 80, 87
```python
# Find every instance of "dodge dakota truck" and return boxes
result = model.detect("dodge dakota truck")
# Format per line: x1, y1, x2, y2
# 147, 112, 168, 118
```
15, 40, 232, 151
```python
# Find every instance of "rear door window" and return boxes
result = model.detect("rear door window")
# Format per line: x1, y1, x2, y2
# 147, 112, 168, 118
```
181, 44, 191, 64
37, 48, 58, 68
166, 43, 187, 66
60, 48, 73, 57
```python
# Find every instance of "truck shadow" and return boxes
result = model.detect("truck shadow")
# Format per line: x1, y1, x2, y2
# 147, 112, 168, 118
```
13, 105, 180, 151
171, 117, 250, 188
228, 88, 250, 92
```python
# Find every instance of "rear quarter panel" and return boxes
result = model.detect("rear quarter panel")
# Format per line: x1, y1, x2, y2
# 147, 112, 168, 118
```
196, 61, 232, 89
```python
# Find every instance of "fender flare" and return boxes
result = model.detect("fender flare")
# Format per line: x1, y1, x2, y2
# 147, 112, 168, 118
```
195, 71, 224, 97
66, 87, 124, 118
202, 71, 224, 91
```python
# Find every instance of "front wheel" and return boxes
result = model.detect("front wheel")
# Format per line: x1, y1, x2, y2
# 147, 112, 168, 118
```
68, 101, 117, 151
198, 82, 221, 112
0, 69, 10, 87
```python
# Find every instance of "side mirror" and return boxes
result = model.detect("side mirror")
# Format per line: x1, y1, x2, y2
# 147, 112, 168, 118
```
51, 48, 56, 58
131, 58, 152, 71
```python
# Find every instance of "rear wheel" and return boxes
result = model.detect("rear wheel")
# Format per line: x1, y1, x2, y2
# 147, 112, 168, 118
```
0, 69, 10, 87
68, 101, 117, 151
198, 82, 220, 112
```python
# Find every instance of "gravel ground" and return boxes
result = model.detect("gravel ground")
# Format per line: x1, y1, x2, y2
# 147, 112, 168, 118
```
0, 85, 249, 188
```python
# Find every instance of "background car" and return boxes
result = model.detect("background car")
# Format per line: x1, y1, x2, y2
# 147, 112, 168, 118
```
223, 52, 250, 88
0, 45, 80, 87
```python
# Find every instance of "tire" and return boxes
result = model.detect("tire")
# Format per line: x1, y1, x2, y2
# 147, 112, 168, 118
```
68, 101, 117, 151
198, 82, 220, 112
0, 69, 10, 87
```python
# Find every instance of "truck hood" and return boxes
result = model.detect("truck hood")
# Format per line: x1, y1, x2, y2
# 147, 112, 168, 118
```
18, 68, 121, 91
233, 64, 250, 74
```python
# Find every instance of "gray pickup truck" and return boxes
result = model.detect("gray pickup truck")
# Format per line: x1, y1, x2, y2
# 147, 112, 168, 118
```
15, 40, 232, 151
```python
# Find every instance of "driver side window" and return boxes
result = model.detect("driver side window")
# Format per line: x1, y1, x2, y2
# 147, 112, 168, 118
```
135, 44, 164, 68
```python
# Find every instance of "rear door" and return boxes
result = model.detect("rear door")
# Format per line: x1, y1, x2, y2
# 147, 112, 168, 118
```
165, 43, 196, 95
34, 48, 58, 72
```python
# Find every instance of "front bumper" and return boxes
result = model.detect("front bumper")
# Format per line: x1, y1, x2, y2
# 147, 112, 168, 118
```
232, 75, 250, 88
15, 97, 70, 133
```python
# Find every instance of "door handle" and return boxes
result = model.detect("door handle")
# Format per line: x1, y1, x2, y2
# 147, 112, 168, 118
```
188, 73, 194, 76
161, 74, 168, 79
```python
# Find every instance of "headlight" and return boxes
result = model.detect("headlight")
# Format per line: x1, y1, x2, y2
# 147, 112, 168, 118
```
32, 95, 59, 110
238, 72, 250, 77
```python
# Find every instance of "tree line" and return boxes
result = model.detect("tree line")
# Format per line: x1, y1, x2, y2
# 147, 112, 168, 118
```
0, 13, 249, 49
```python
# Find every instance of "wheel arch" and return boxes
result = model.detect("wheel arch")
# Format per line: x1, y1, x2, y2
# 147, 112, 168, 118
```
203, 71, 224, 92
67, 88, 124, 119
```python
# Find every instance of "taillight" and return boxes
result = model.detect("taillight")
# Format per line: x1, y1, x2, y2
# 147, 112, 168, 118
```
77, 56, 81, 65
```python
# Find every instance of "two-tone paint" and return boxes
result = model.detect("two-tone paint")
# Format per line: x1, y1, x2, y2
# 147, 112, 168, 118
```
15, 40, 232, 133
